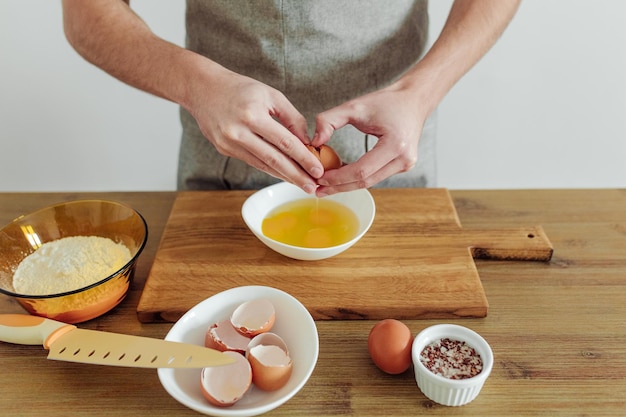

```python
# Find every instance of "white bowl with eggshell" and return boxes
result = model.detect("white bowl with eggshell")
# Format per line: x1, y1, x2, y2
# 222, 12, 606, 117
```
411, 324, 494, 407
241, 181, 375, 261
158, 285, 319, 417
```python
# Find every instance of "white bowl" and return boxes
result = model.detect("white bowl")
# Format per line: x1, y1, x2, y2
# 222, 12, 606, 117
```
158, 286, 319, 417
411, 324, 493, 407
241, 182, 375, 261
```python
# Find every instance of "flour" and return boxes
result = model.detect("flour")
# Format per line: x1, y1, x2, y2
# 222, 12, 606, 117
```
13, 236, 132, 295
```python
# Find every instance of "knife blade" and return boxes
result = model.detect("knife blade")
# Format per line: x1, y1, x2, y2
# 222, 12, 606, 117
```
0, 314, 234, 368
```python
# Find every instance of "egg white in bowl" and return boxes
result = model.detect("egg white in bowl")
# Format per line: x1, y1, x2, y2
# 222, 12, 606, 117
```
158, 286, 319, 417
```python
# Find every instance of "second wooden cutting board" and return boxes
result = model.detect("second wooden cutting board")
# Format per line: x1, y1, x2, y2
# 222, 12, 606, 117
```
137, 188, 552, 323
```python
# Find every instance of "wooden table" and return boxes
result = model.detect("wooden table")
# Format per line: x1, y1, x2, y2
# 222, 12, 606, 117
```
1, 189, 625, 416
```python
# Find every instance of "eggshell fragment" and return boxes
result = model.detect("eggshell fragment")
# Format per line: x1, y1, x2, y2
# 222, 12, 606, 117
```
246, 332, 293, 391
200, 351, 252, 407
368, 319, 413, 375
230, 298, 276, 337
306, 144, 342, 170
205, 319, 251, 354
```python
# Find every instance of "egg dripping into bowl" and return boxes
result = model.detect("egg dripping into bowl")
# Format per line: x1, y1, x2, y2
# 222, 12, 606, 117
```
261, 144, 361, 249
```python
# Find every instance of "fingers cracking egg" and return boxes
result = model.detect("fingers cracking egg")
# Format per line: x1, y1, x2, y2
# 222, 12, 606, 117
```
306, 144, 342, 170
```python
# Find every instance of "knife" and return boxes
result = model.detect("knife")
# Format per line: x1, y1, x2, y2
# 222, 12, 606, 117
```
0, 314, 235, 368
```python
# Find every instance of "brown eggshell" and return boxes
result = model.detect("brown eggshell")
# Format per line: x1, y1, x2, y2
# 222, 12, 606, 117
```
246, 332, 293, 391
306, 144, 342, 170
367, 319, 413, 375
230, 298, 276, 337
205, 319, 251, 354
200, 351, 252, 407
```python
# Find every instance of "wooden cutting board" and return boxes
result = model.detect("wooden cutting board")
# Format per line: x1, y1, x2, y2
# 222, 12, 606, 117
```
137, 188, 552, 323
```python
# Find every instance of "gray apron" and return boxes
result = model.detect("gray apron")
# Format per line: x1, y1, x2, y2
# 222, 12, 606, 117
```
179, 0, 435, 190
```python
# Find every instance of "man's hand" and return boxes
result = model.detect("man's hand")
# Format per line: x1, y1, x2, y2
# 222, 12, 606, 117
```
311, 83, 425, 196
187, 68, 323, 193
310, 0, 521, 196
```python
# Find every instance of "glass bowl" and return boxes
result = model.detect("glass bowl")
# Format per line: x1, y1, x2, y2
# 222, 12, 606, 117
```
0, 200, 147, 323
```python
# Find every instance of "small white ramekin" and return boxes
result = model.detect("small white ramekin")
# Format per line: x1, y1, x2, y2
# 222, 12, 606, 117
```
411, 324, 493, 406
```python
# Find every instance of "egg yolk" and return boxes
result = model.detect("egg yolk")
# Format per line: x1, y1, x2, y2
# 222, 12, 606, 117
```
262, 199, 359, 248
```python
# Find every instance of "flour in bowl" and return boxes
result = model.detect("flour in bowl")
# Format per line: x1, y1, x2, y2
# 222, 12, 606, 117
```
13, 236, 131, 295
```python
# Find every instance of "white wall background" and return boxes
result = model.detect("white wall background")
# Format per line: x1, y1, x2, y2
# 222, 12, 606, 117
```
1, 0, 625, 192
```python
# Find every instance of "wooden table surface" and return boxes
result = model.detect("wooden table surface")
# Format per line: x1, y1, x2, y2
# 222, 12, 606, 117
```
1, 189, 625, 416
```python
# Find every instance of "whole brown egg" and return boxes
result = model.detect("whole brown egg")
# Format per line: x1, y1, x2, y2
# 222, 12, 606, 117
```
367, 319, 413, 375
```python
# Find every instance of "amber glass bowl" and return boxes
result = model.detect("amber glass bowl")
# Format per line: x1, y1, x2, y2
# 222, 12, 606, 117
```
0, 200, 147, 323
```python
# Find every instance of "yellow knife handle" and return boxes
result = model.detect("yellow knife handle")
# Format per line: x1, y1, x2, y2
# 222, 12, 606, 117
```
0, 314, 76, 348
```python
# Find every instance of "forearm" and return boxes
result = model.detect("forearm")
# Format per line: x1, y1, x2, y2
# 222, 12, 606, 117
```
398, 0, 521, 115
62, 0, 323, 191
61, 0, 222, 111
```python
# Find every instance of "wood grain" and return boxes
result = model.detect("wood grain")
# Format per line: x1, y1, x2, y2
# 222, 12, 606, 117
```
2, 190, 624, 416
137, 189, 552, 322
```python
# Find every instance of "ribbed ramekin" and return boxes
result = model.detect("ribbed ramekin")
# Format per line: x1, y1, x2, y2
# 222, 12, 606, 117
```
412, 324, 493, 406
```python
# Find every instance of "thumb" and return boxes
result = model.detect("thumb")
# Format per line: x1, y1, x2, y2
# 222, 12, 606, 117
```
311, 104, 351, 146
